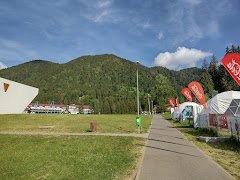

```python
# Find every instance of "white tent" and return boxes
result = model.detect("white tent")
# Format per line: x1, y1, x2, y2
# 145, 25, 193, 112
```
200, 91, 240, 116
180, 102, 203, 128
0, 77, 39, 114
172, 102, 203, 126
197, 91, 240, 128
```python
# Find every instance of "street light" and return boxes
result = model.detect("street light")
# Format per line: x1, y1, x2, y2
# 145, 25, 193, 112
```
136, 61, 140, 117
151, 100, 153, 114
148, 94, 151, 115
136, 61, 141, 133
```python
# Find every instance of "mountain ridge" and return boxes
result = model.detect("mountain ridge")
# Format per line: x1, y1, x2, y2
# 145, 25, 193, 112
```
0, 54, 202, 113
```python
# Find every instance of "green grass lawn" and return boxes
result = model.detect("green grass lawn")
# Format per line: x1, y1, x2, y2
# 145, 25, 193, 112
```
162, 112, 240, 180
0, 134, 145, 180
0, 114, 152, 133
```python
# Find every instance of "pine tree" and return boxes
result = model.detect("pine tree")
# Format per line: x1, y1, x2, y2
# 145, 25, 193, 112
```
200, 72, 214, 97
208, 55, 220, 91
231, 45, 236, 53
225, 46, 230, 54
219, 65, 240, 91
152, 74, 177, 112
201, 59, 209, 71
237, 46, 240, 54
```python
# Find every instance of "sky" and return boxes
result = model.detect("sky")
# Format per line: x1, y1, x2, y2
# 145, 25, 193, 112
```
0, 0, 240, 70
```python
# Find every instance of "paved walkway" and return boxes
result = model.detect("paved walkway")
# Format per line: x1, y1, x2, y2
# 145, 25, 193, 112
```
136, 115, 234, 180
0, 131, 148, 138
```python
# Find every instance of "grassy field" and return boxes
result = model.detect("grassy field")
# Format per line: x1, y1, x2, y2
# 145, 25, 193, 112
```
0, 134, 145, 180
162, 112, 240, 179
0, 114, 151, 179
0, 114, 152, 133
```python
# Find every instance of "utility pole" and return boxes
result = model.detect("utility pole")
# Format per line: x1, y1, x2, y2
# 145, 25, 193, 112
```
136, 61, 141, 133
148, 94, 151, 115
151, 100, 154, 114
136, 61, 140, 117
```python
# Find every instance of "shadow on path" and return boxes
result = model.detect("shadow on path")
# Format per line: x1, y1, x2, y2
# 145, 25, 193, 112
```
150, 132, 187, 140
150, 127, 175, 131
144, 145, 205, 159
148, 138, 195, 148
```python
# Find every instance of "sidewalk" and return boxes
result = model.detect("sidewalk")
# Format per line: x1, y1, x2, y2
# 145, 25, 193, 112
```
136, 115, 234, 180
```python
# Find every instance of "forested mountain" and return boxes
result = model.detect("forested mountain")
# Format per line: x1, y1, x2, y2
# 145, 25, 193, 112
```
151, 66, 203, 99
0, 54, 223, 113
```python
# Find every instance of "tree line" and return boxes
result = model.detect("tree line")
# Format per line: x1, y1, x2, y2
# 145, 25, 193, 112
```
0, 49, 239, 114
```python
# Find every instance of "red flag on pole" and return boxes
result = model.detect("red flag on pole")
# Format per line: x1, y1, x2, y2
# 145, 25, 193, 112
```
188, 81, 206, 109
168, 98, 175, 109
176, 98, 180, 108
221, 53, 240, 86
181, 88, 192, 102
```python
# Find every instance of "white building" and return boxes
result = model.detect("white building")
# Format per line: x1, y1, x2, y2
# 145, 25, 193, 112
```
29, 103, 80, 114
82, 105, 93, 114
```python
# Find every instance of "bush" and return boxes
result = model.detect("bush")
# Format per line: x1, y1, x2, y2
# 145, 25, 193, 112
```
197, 128, 218, 137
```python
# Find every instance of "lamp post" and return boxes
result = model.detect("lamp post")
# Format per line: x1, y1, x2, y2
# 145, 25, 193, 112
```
136, 61, 140, 117
148, 94, 151, 115
151, 100, 153, 114
136, 61, 141, 133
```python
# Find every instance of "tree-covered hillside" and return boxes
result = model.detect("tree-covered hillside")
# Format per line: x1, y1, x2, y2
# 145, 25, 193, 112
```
0, 54, 203, 113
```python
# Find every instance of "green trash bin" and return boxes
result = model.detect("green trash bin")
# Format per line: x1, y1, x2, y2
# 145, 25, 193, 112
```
136, 116, 141, 127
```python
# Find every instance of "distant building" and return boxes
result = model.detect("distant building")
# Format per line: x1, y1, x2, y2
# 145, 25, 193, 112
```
82, 105, 93, 114
29, 103, 67, 114
68, 104, 80, 114
28, 103, 89, 114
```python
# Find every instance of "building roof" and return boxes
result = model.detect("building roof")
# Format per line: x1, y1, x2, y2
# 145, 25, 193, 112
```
82, 105, 92, 109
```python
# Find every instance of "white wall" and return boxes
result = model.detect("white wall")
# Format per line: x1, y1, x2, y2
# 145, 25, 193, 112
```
0, 77, 39, 114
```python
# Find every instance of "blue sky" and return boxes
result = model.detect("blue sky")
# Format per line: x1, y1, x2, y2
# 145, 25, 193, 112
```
0, 0, 239, 70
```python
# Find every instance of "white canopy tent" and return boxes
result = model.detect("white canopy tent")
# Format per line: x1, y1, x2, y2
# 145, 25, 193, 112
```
197, 91, 240, 128
200, 91, 240, 116
171, 102, 197, 121
171, 102, 203, 128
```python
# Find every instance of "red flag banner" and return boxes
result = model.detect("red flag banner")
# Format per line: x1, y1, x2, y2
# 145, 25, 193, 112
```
181, 88, 192, 102
188, 81, 206, 109
176, 98, 180, 108
221, 53, 240, 85
168, 98, 175, 109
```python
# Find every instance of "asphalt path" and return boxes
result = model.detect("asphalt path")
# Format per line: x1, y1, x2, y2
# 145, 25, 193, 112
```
136, 115, 234, 180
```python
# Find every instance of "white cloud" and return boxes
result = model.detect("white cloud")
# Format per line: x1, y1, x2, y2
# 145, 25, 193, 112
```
93, 10, 112, 23
0, 62, 7, 69
157, 32, 164, 40
0, 39, 38, 63
97, 0, 113, 8
206, 20, 220, 37
80, 0, 120, 24
154, 47, 212, 70
142, 21, 151, 29
164, 0, 233, 45
184, 0, 202, 6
